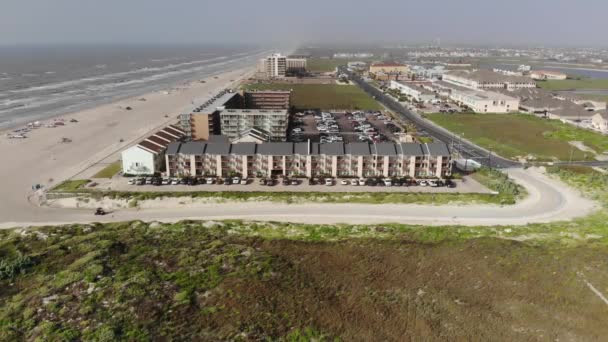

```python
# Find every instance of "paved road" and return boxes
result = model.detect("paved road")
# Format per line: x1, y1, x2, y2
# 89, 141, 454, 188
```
345, 68, 608, 169
0, 168, 597, 228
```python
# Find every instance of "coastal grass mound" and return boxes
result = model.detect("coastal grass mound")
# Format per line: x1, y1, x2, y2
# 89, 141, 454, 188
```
426, 113, 608, 161
243, 83, 382, 111
92, 162, 122, 179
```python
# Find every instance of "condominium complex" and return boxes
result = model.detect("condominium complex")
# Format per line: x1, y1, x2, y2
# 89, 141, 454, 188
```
165, 141, 452, 179
258, 53, 308, 78
178, 91, 241, 140
220, 109, 289, 141
443, 70, 536, 90
244, 90, 291, 109
450, 88, 519, 113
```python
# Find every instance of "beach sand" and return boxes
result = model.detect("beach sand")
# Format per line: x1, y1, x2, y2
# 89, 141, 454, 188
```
0, 67, 253, 222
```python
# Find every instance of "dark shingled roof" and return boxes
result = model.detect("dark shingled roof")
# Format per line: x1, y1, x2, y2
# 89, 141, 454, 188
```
424, 142, 451, 156
294, 142, 311, 155
373, 142, 397, 156
257, 142, 294, 156
166, 142, 181, 155
138, 140, 164, 154
399, 143, 425, 156
346, 142, 371, 156
319, 142, 344, 155
231, 142, 257, 155
180, 142, 207, 155
205, 143, 231, 155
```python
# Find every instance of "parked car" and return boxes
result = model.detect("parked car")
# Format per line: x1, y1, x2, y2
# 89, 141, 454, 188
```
94, 207, 106, 216
259, 178, 267, 185
127, 178, 136, 185
161, 178, 171, 185
340, 179, 349, 185
206, 177, 215, 184
223, 178, 231, 185
419, 180, 428, 187
325, 178, 334, 186
291, 179, 300, 185
240, 178, 248, 185
383, 178, 392, 187
358, 178, 366, 186
136, 178, 145, 185
282, 178, 290, 185
171, 178, 179, 185
266, 178, 275, 186
145, 178, 153, 185
351, 179, 359, 186
429, 180, 438, 187
232, 177, 240, 184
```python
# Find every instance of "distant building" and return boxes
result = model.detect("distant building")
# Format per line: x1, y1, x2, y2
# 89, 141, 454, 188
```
409, 65, 446, 79
443, 70, 537, 90
389, 80, 437, 103
121, 125, 185, 175
369, 62, 410, 75
178, 91, 241, 141
449, 87, 519, 113
258, 53, 307, 78
530, 70, 568, 80
165, 141, 452, 179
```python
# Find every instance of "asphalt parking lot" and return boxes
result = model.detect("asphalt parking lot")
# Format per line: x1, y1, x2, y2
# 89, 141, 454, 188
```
289, 110, 402, 143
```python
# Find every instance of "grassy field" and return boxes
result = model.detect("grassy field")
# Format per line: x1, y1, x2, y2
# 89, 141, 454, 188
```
243, 83, 382, 111
52, 179, 90, 192
3, 167, 608, 340
537, 78, 608, 91
426, 113, 608, 161
92, 162, 121, 179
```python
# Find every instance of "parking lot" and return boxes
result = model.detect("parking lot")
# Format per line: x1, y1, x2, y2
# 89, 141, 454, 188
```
289, 110, 402, 143
92, 175, 492, 194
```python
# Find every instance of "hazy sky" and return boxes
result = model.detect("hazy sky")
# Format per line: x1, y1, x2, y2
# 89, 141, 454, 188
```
0, 0, 606, 47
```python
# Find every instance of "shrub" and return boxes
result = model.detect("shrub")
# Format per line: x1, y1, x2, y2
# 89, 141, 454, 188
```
0, 253, 34, 280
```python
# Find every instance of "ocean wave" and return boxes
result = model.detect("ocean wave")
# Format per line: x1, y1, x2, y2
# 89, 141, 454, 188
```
8, 53, 243, 95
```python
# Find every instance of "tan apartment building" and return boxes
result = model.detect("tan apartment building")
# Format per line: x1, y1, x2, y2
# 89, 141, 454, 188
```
220, 109, 289, 141
165, 141, 452, 179
244, 90, 291, 109
369, 62, 410, 74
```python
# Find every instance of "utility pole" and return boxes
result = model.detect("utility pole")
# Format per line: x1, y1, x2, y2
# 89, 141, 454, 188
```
569, 145, 574, 165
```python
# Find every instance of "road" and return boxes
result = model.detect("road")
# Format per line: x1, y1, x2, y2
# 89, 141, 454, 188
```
345, 68, 608, 169
0, 168, 597, 229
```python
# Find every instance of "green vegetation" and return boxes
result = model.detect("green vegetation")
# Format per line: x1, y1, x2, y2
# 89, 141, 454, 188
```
243, 83, 382, 111
537, 78, 608, 91
3, 166, 608, 340
426, 113, 608, 161
52, 179, 90, 192
92, 162, 122, 179
471, 167, 526, 202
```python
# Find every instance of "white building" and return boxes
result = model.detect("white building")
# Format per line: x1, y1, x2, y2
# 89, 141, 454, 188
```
443, 70, 537, 90
121, 125, 185, 175
389, 80, 437, 103
449, 88, 519, 113
530, 70, 568, 80
258, 53, 307, 78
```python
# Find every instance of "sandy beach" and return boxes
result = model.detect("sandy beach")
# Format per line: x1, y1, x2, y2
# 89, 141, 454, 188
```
0, 66, 254, 222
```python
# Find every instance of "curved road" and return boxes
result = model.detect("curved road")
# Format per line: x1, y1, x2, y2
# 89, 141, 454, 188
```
0, 168, 597, 228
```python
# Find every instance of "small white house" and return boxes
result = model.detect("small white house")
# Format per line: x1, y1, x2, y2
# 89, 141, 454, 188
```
120, 125, 185, 175
591, 112, 608, 133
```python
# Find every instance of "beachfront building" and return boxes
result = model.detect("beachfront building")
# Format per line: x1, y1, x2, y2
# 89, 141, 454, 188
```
389, 80, 437, 103
244, 90, 291, 110
220, 109, 289, 141
530, 70, 568, 80
121, 125, 185, 175
410, 65, 446, 79
258, 53, 308, 78
178, 91, 241, 141
165, 141, 452, 179
443, 70, 537, 90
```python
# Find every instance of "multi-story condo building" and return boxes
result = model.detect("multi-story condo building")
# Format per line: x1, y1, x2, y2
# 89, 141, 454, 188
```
244, 90, 291, 110
220, 109, 289, 141
165, 141, 452, 179
449, 88, 519, 113
258, 53, 308, 78
443, 70, 536, 90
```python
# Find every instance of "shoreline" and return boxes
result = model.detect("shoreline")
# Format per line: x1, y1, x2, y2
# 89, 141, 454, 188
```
0, 65, 255, 223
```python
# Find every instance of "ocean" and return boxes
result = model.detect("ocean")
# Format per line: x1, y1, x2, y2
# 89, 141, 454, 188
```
0, 45, 267, 129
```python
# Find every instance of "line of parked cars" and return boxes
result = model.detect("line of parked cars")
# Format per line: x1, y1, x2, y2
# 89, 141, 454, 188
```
128, 176, 249, 186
